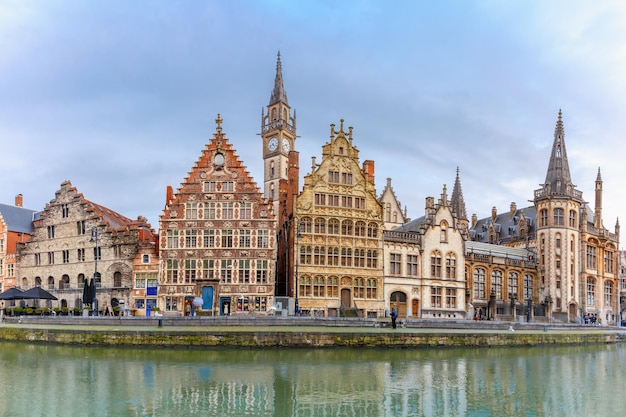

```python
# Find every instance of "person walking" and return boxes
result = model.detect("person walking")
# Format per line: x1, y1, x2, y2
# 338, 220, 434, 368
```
391, 307, 398, 329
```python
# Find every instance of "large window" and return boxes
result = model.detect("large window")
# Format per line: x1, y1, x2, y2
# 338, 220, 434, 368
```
204, 203, 216, 220
407, 255, 418, 276
341, 248, 352, 267
220, 260, 232, 283
185, 230, 198, 248
354, 249, 365, 267
256, 260, 268, 283
390, 253, 401, 275
586, 246, 597, 269
240, 202, 252, 220
327, 277, 338, 298
523, 274, 533, 300
238, 260, 250, 283
492, 270, 503, 299
203, 230, 215, 248
328, 219, 339, 235
431, 287, 442, 307
586, 277, 596, 306
185, 203, 198, 220
299, 276, 311, 297
431, 251, 442, 278
184, 259, 196, 283
540, 209, 548, 227
314, 218, 326, 234
508, 272, 519, 298
166, 259, 178, 283
221, 230, 233, 248
604, 280, 613, 307
167, 230, 179, 248
366, 250, 378, 268
239, 229, 251, 248
354, 278, 365, 298
553, 208, 564, 225
569, 210, 577, 227
202, 259, 215, 280
327, 247, 339, 266
473, 268, 485, 299
313, 276, 325, 297
366, 279, 377, 299
222, 202, 234, 219
605, 251, 614, 273
446, 288, 456, 308
257, 230, 269, 248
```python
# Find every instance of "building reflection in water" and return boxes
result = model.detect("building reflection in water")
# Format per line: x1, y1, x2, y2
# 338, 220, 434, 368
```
0, 344, 625, 416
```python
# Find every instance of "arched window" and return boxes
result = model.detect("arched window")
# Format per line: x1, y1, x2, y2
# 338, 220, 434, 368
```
341, 220, 353, 236
431, 251, 442, 278
491, 270, 503, 299
367, 223, 378, 238
114, 271, 122, 288
540, 209, 548, 226
440, 221, 448, 243
353, 278, 365, 298
328, 218, 339, 235
270, 183, 275, 200
508, 272, 519, 298
300, 217, 312, 233
569, 210, 577, 228
355, 221, 366, 237
60, 274, 70, 290
445, 253, 456, 279
473, 268, 485, 299
385, 203, 391, 222
47, 276, 54, 289
23, 277, 29, 287
78, 273, 85, 286
328, 247, 339, 266
270, 161, 275, 178
523, 274, 533, 300
299, 276, 311, 297
313, 276, 325, 297
604, 280, 613, 307
314, 218, 326, 234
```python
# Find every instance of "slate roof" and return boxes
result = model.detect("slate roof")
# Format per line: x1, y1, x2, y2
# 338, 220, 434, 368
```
0, 203, 38, 234
470, 205, 537, 244
466, 240, 533, 260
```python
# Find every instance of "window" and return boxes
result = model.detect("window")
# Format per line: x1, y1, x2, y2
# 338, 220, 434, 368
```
135, 275, 146, 288
222, 202, 234, 219
586, 277, 596, 306
341, 248, 352, 266
354, 278, 365, 298
586, 246, 597, 269
508, 272, 519, 298
431, 251, 442, 278
77, 220, 86, 235
328, 219, 339, 235
142, 254, 149, 264
254, 296, 268, 312
47, 225, 55, 239
185, 203, 198, 220
407, 255, 418, 276
446, 288, 456, 308
185, 230, 198, 248
440, 222, 448, 243
354, 249, 365, 267
238, 260, 250, 283
366, 250, 378, 268
328, 195, 339, 207
301, 217, 312, 233
569, 210, 577, 228
540, 209, 548, 227
300, 246, 312, 265
184, 259, 196, 283
604, 280, 613, 307
93, 246, 101, 261
390, 253, 401, 275
300, 276, 312, 297
222, 181, 234, 192
367, 223, 378, 238
445, 253, 456, 279
341, 172, 353, 185
314, 246, 325, 265
113, 271, 122, 287
554, 208, 564, 225
605, 251, 614, 273
167, 230, 179, 248
238, 229, 251, 248
165, 297, 177, 312
314, 218, 326, 234
327, 277, 338, 298
166, 260, 178, 283
313, 276, 325, 297
34, 253, 41, 265
354, 197, 365, 209
431, 287, 442, 307
257, 230, 269, 248
341, 220, 353, 236
7, 263, 14, 278
204, 203, 216, 220
221, 230, 233, 247
48, 276, 55, 289
354, 221, 366, 237
342, 196, 352, 208
240, 202, 252, 220
204, 230, 216, 248
256, 260, 268, 283
204, 181, 217, 192
366, 279, 377, 299
314, 193, 326, 205
202, 259, 215, 280
328, 171, 339, 183
524, 274, 533, 300
220, 260, 232, 283
48, 251, 55, 264
474, 268, 485, 298
492, 270, 503, 299
62, 250, 70, 264
328, 247, 339, 266
61, 203, 69, 218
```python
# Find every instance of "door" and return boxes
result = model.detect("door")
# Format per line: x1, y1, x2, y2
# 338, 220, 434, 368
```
341, 288, 351, 308
412, 299, 419, 318
202, 286, 214, 311
390, 291, 407, 318
220, 297, 231, 316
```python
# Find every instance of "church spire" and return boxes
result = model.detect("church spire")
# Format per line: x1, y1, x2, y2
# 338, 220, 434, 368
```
269, 51, 288, 106
543, 110, 573, 194
450, 167, 467, 220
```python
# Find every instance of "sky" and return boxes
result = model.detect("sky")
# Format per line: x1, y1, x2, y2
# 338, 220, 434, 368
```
1, 0, 625, 236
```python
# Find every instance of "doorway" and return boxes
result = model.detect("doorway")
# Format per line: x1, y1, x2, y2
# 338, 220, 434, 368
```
341, 288, 351, 308
390, 291, 407, 318
412, 299, 419, 318
220, 297, 231, 316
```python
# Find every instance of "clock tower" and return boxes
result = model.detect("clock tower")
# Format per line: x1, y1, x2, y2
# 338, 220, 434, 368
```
261, 52, 296, 206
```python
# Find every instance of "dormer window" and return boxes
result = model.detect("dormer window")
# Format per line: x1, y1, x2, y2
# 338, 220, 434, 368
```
142, 254, 149, 264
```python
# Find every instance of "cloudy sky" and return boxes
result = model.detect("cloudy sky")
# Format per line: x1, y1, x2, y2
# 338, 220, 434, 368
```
1, 1, 625, 234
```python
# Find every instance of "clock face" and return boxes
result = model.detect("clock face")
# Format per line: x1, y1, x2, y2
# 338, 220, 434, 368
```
268, 137, 278, 151
282, 138, 290, 152
214, 153, 225, 166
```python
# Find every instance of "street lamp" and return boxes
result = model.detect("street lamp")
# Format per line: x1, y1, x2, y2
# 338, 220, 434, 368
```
90, 226, 99, 316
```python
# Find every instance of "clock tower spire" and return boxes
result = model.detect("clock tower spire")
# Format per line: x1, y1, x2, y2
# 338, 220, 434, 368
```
261, 51, 297, 206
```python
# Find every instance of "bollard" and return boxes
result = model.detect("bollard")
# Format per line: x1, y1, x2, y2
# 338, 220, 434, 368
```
158, 318, 163, 328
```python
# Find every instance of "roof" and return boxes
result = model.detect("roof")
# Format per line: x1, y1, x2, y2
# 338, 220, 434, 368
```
0, 203, 38, 234
470, 205, 536, 243
466, 241, 532, 260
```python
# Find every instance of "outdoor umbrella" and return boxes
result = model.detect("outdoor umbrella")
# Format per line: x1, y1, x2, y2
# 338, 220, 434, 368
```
0, 287, 24, 300
89, 279, 95, 304
82, 279, 91, 305
16, 287, 58, 300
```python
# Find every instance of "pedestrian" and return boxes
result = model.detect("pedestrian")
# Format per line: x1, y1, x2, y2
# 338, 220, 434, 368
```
391, 307, 398, 329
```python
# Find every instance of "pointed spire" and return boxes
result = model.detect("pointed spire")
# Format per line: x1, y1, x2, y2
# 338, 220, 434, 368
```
269, 51, 288, 105
543, 110, 573, 194
450, 167, 467, 220
596, 167, 602, 182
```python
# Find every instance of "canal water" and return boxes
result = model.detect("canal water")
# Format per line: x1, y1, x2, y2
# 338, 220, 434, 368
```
0, 342, 624, 417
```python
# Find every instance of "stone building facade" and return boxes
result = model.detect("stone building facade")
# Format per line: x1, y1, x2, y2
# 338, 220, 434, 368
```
378, 177, 409, 231
158, 116, 277, 316
294, 120, 385, 317
469, 111, 620, 324
386, 185, 467, 319
16, 181, 154, 312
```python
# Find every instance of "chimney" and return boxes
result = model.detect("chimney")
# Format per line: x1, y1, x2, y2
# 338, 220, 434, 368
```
166, 186, 173, 205
471, 213, 477, 228
491, 206, 497, 221
15, 194, 23, 207
362, 160, 375, 185
510, 202, 517, 218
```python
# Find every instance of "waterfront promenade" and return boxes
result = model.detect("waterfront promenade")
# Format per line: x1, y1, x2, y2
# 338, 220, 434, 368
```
1, 315, 624, 348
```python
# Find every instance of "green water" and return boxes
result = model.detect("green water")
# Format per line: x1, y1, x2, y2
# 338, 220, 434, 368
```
0, 342, 624, 416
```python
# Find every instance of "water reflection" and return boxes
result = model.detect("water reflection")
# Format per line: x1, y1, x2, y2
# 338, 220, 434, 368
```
0, 343, 624, 416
